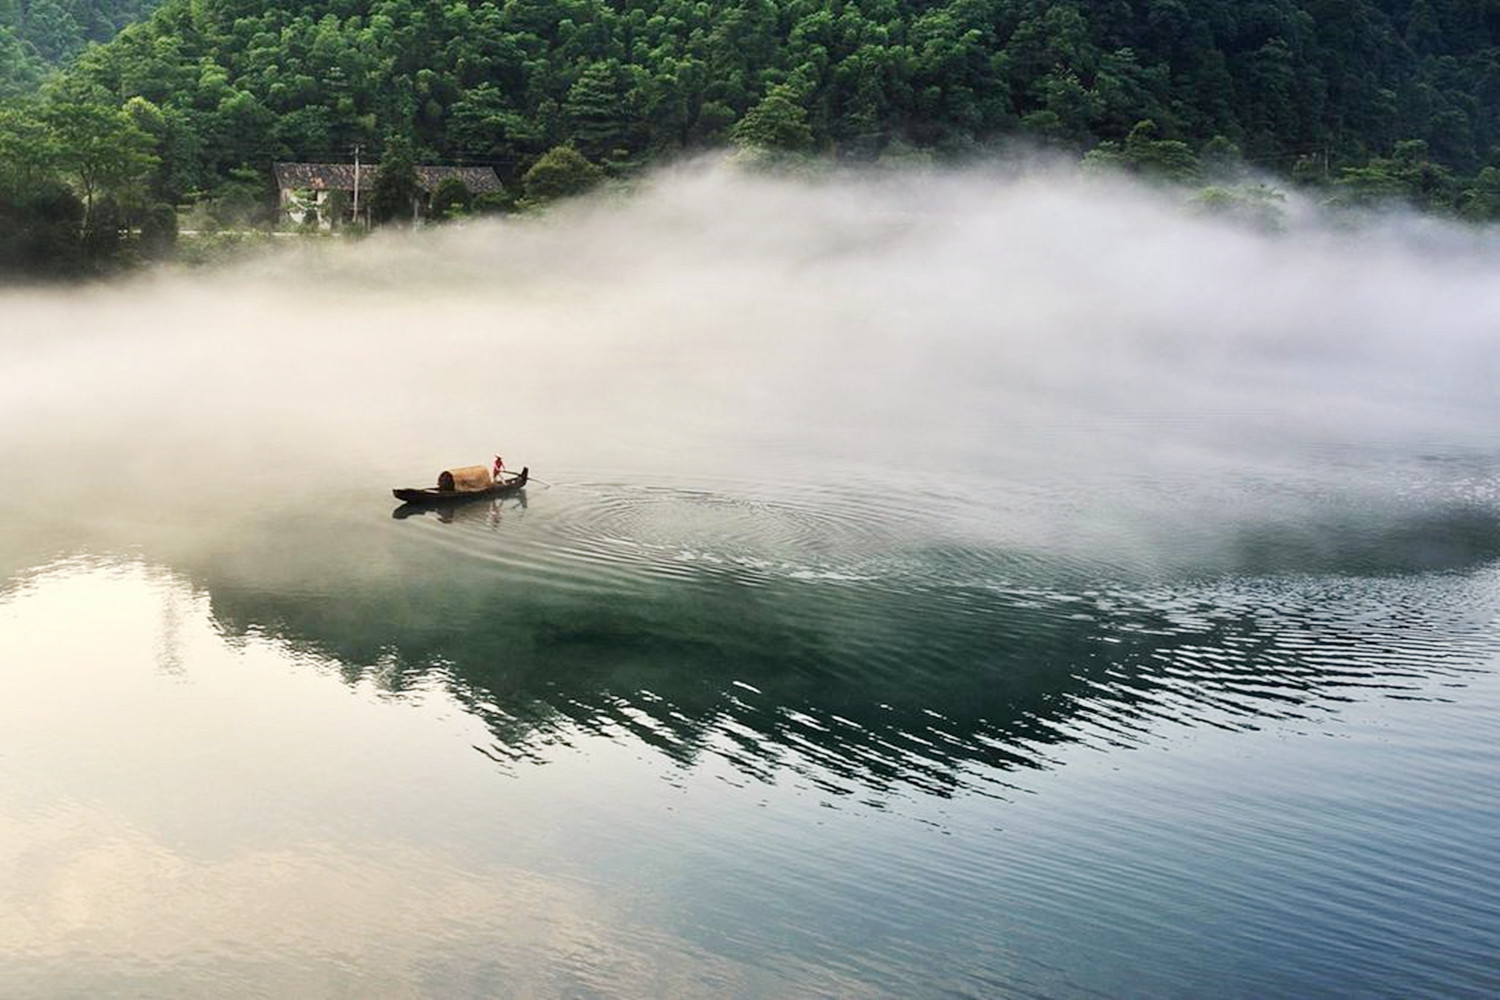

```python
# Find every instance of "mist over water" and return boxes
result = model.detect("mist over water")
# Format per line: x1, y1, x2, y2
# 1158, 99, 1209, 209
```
5, 159, 1500, 577
4, 160, 1500, 997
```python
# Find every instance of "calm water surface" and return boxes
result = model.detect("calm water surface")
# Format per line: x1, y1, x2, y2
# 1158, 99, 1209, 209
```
4, 169, 1500, 997
4, 464, 1499, 998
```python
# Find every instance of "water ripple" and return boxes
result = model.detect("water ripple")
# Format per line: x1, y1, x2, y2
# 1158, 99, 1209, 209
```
189, 480, 1500, 812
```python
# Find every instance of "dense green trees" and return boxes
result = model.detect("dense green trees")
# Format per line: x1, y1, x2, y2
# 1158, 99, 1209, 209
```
521, 143, 603, 201
369, 134, 418, 223
41, 0, 1500, 204
0, 176, 85, 276
429, 175, 472, 218
733, 83, 814, 152
1, 0, 160, 69
1, 24, 45, 97
6, 0, 1500, 277
0, 89, 160, 275
45, 85, 156, 224
2, 4, 170, 274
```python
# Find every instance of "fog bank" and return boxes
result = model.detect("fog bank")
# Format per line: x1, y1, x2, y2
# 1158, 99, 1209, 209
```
3, 159, 1499, 572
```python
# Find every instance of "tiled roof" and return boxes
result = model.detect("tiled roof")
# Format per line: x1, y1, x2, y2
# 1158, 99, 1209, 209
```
416, 165, 506, 194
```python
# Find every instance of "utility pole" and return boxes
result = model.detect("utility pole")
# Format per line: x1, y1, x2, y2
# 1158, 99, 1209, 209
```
352, 144, 361, 225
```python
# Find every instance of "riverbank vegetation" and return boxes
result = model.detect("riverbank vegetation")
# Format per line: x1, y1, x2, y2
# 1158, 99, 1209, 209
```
5, 0, 1500, 276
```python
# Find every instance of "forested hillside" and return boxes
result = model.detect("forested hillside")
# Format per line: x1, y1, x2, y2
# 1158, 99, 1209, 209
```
1, 0, 159, 93
5, 0, 1500, 276
71, 0, 1500, 176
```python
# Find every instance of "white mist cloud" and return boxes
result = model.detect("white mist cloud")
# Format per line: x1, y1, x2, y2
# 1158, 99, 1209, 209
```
2, 158, 1498, 570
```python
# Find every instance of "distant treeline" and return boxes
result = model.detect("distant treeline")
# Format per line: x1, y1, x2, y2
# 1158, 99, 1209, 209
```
6, 0, 1500, 276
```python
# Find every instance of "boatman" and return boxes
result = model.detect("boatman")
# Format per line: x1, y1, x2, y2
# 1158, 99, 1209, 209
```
492, 454, 506, 482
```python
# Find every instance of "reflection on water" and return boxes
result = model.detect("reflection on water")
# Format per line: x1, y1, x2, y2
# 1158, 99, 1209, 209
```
193, 480, 1500, 807
0, 560, 792, 998
5, 497, 1500, 997
7, 470, 1500, 999
392, 489, 529, 524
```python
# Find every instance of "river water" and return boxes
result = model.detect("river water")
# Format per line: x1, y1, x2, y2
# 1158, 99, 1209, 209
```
2, 164, 1499, 997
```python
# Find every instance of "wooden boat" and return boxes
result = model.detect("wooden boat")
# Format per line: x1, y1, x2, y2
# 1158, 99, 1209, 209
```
393, 465, 529, 504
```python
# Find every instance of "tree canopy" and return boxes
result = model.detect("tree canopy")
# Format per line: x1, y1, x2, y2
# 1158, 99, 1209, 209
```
47, 0, 1500, 183
6, 0, 1500, 275
2, 0, 161, 72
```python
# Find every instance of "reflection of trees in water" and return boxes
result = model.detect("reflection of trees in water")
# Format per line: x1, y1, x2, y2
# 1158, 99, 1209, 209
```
1222, 505, 1500, 577
200, 506, 1500, 803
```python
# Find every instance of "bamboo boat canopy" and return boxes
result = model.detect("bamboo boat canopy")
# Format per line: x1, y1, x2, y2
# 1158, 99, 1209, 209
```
437, 465, 493, 492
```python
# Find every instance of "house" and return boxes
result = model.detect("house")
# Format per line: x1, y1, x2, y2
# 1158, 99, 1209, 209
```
272, 162, 506, 227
